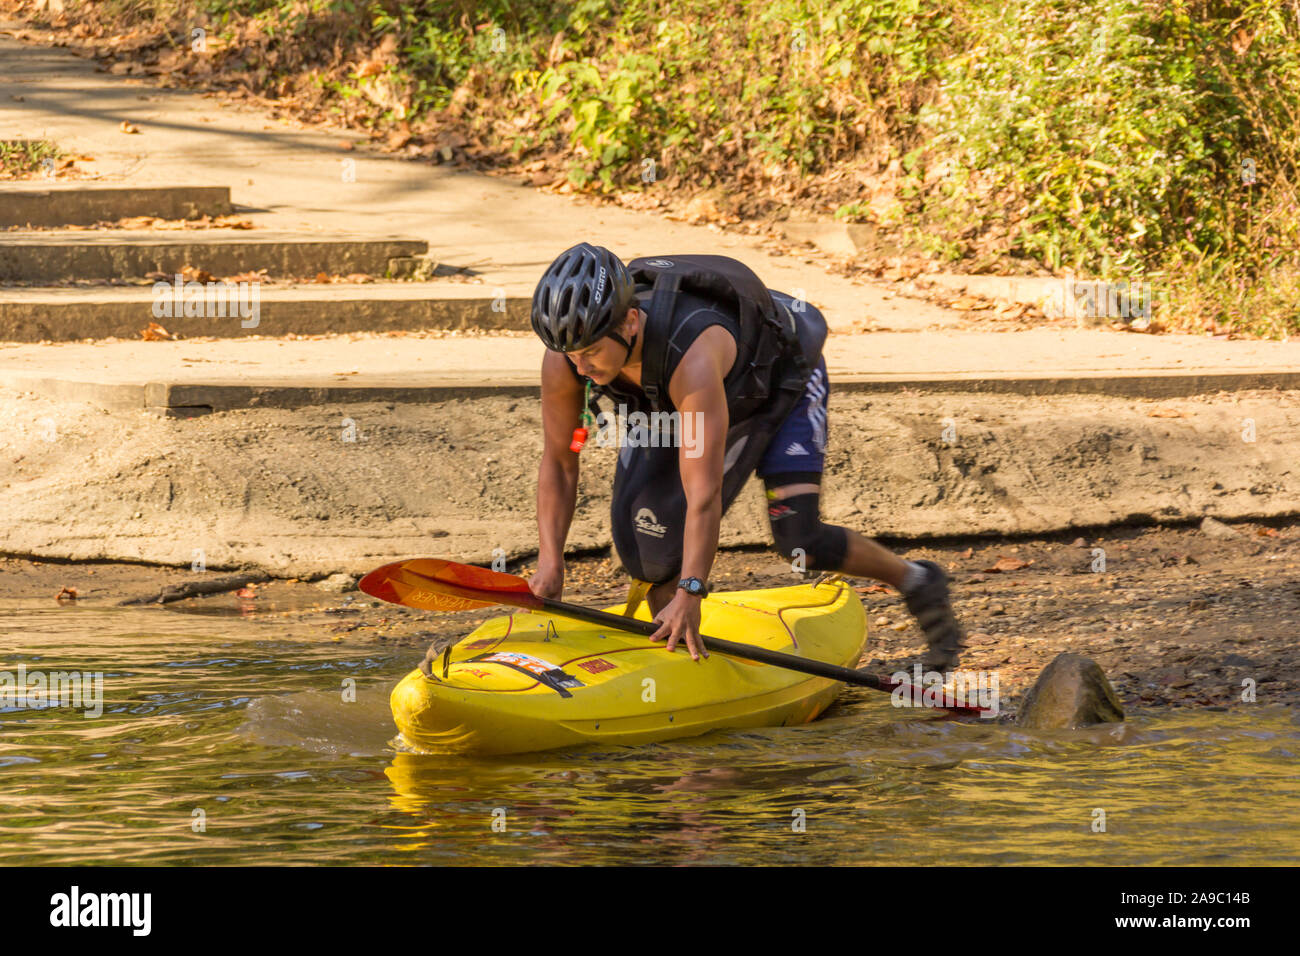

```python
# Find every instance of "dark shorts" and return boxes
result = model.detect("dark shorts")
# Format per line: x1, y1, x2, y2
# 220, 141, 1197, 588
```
609, 354, 833, 584
756, 356, 829, 480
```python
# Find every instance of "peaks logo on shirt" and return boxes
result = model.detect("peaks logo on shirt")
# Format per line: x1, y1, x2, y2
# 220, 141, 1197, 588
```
644, 258, 674, 268
634, 507, 667, 538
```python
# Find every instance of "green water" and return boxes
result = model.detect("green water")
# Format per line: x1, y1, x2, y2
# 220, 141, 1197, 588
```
2, 601, 1297, 866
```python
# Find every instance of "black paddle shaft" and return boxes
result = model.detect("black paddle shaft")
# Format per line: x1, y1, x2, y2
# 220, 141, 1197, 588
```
538, 594, 891, 692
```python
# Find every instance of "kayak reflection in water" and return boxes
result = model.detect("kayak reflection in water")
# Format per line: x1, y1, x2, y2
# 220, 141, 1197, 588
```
528, 243, 967, 670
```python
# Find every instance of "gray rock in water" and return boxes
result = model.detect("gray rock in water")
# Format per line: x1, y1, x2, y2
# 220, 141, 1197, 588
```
1017, 652, 1125, 729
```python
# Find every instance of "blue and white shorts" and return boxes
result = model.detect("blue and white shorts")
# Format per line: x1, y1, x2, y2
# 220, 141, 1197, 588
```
755, 356, 829, 481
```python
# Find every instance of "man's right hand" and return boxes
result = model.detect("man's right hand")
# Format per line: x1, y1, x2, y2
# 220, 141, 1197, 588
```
528, 559, 564, 599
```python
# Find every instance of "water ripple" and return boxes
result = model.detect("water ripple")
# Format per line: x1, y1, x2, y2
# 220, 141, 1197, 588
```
0, 605, 1296, 865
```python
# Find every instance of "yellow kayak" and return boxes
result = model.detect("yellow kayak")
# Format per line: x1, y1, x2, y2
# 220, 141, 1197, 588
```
390, 579, 866, 755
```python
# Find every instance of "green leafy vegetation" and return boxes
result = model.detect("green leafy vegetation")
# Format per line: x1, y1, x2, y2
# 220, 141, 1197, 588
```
0, 139, 64, 179
917, 0, 1300, 335
24, 0, 1300, 335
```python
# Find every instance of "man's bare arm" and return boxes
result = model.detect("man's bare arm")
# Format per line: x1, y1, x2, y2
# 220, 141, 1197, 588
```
533, 350, 584, 596
670, 325, 735, 587
643, 325, 736, 659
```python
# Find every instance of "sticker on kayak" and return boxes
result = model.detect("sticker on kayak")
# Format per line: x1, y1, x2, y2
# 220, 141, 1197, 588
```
471, 651, 585, 697
577, 658, 617, 674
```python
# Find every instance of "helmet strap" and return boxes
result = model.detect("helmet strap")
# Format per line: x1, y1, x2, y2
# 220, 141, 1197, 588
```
606, 329, 637, 366
606, 307, 640, 365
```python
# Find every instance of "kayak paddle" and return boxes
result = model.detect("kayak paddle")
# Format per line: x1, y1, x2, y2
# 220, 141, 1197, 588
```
359, 557, 990, 716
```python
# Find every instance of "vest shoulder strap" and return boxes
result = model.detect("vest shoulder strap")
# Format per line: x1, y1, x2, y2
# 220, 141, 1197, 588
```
627, 255, 787, 411
639, 272, 680, 409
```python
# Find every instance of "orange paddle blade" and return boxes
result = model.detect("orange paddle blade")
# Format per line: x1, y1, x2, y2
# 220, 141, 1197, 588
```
358, 558, 542, 612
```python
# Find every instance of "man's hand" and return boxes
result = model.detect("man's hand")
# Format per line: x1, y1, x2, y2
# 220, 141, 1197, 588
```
529, 558, 564, 599
649, 590, 708, 661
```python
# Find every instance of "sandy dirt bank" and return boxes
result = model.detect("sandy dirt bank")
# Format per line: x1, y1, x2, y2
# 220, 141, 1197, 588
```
4, 518, 1297, 717
2, 385, 1297, 577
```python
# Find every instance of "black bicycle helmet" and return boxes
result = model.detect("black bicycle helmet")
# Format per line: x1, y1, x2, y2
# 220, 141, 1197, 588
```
531, 242, 638, 354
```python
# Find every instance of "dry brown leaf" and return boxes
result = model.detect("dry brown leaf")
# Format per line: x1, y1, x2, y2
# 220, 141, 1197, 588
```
854, 584, 892, 594
1257, 527, 1281, 538
683, 195, 722, 223
984, 555, 1032, 573
546, 30, 568, 66
140, 322, 172, 341
180, 265, 214, 283
434, 130, 468, 150
55, 586, 78, 602
119, 120, 140, 134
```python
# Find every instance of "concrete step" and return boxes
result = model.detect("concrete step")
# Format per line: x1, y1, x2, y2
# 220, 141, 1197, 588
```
0, 230, 429, 281
0, 183, 233, 227
2, 331, 1298, 416
0, 283, 527, 342
8, 366, 1298, 417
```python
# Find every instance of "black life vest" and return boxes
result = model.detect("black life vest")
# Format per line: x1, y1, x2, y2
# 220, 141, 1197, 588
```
571, 254, 827, 432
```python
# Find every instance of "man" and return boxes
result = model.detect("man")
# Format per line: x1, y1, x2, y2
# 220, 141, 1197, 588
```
527, 242, 965, 670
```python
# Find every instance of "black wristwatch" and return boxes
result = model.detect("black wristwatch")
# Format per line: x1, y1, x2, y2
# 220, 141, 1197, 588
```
678, 577, 709, 598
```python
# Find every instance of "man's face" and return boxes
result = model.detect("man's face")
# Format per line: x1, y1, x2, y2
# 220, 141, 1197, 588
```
564, 311, 636, 384
565, 337, 623, 384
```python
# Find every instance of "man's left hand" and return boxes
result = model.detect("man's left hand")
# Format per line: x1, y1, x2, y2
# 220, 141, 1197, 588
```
649, 590, 708, 661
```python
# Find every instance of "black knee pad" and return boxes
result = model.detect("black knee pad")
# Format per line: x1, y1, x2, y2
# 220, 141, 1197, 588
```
767, 493, 849, 572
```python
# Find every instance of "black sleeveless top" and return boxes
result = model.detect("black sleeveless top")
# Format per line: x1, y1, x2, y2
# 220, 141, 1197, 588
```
567, 286, 771, 422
